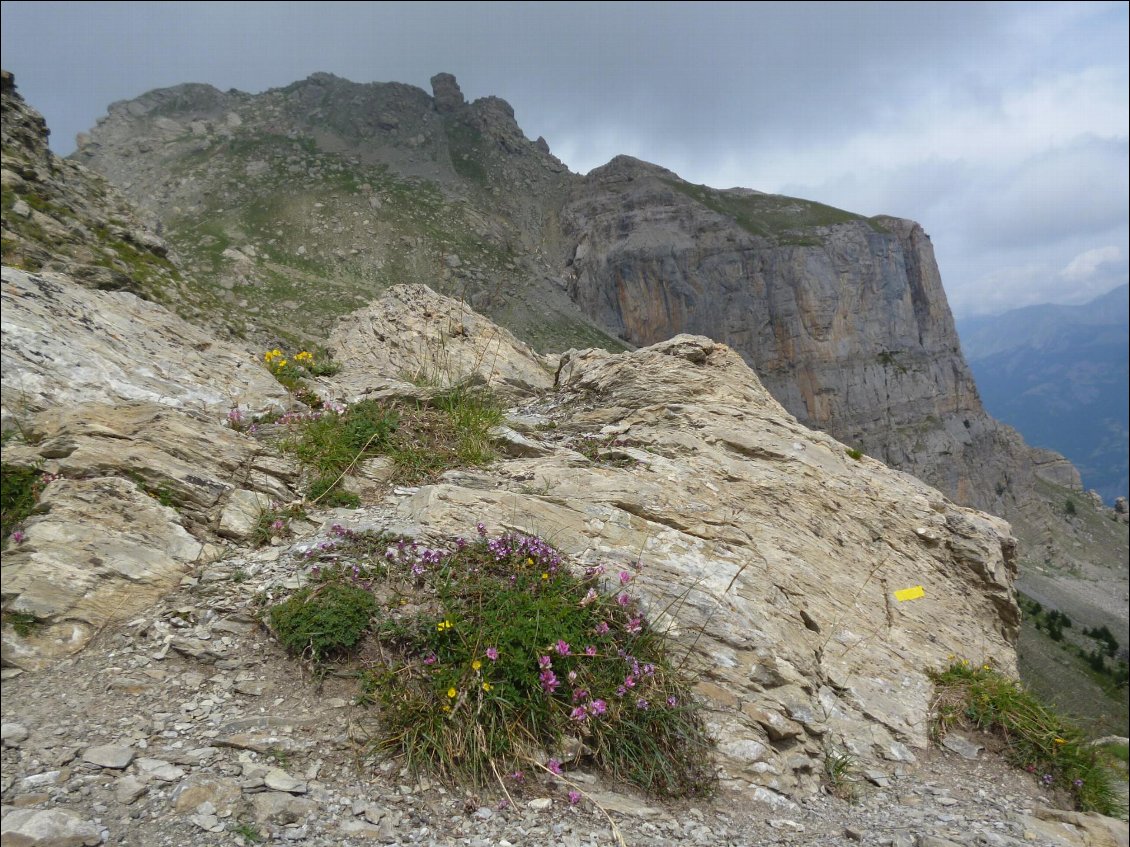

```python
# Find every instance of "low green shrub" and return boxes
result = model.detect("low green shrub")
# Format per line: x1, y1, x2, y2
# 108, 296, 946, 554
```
930, 660, 1124, 816
269, 579, 379, 663
294, 524, 715, 797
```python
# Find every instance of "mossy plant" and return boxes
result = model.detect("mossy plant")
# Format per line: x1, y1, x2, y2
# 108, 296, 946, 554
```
269, 580, 379, 663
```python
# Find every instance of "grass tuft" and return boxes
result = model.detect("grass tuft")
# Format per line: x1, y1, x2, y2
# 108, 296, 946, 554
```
269, 579, 379, 664
930, 660, 1125, 816
279, 524, 715, 798
277, 386, 502, 503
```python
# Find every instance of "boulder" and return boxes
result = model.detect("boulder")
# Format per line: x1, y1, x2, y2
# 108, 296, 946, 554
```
326, 284, 553, 400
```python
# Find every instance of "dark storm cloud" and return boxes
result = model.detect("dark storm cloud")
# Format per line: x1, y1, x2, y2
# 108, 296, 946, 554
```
1, 1, 1126, 315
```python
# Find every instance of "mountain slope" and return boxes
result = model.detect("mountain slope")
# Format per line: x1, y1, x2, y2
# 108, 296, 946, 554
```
66, 71, 1127, 617
959, 286, 1129, 503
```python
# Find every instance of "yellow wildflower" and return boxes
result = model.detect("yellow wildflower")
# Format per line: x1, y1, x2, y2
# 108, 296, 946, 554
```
437, 619, 453, 632
447, 687, 457, 699
1054, 737, 1066, 745
482, 682, 492, 692
471, 659, 482, 671
541, 572, 549, 581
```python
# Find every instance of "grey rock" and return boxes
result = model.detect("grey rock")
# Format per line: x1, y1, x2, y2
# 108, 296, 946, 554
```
430, 73, 464, 113
82, 743, 135, 769
941, 733, 984, 760
113, 775, 148, 805
1, 722, 30, 748
135, 757, 185, 781
0, 807, 102, 846
252, 791, 317, 825
171, 773, 242, 813
263, 767, 308, 794
217, 489, 272, 541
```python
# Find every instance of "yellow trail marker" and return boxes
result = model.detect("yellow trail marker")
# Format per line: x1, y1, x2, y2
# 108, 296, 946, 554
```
894, 585, 925, 602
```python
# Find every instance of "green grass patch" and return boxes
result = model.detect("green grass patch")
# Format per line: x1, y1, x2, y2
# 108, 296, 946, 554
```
664, 180, 888, 238
930, 660, 1125, 816
278, 386, 503, 503
285, 525, 716, 796
1, 463, 44, 544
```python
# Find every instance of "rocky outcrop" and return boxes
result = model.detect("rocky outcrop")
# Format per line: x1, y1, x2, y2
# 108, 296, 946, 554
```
0, 71, 186, 304
391, 331, 1019, 796
327, 283, 554, 401
1, 266, 291, 429
559, 158, 1079, 518
430, 72, 465, 113
1, 266, 301, 668
3, 271, 1021, 798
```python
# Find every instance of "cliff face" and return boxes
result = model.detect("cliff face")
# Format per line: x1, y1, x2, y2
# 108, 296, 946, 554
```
560, 157, 1080, 516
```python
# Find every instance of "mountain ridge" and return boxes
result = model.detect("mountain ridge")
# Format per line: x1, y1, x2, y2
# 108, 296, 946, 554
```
9, 68, 1126, 620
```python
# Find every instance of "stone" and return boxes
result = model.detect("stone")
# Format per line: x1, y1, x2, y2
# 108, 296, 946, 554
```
113, 775, 148, 805
135, 757, 185, 781
217, 489, 272, 541
1, 476, 203, 670
171, 774, 242, 814
430, 73, 464, 113
526, 798, 552, 811
252, 792, 317, 825
1, 722, 30, 747
82, 744, 135, 769
1, 267, 291, 428
941, 732, 983, 760
0, 807, 102, 846
263, 767, 307, 793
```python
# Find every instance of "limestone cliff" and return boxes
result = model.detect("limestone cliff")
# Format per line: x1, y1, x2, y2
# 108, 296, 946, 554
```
560, 156, 1079, 517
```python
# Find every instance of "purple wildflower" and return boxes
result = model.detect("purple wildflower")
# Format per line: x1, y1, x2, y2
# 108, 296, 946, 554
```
569, 706, 588, 721
616, 593, 630, 607
588, 699, 607, 716
666, 695, 678, 707
538, 655, 553, 669
636, 698, 649, 710
547, 758, 562, 775
619, 570, 632, 585
555, 639, 571, 656
486, 647, 499, 661
10, 530, 26, 544
584, 645, 597, 657
568, 790, 582, 805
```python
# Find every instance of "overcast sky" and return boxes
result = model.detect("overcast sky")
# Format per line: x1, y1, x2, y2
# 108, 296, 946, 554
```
2, 1, 1126, 317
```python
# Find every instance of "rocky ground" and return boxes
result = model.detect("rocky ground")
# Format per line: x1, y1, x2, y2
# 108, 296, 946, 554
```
2, 506, 1124, 847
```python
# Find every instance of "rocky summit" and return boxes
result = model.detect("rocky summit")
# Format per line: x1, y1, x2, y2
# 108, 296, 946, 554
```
1, 69, 1128, 845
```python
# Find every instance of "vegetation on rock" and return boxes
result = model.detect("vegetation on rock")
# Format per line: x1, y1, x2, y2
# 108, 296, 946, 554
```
268, 525, 715, 798
931, 660, 1124, 816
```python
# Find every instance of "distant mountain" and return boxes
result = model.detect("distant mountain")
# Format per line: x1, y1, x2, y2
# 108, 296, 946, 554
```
958, 285, 1129, 503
